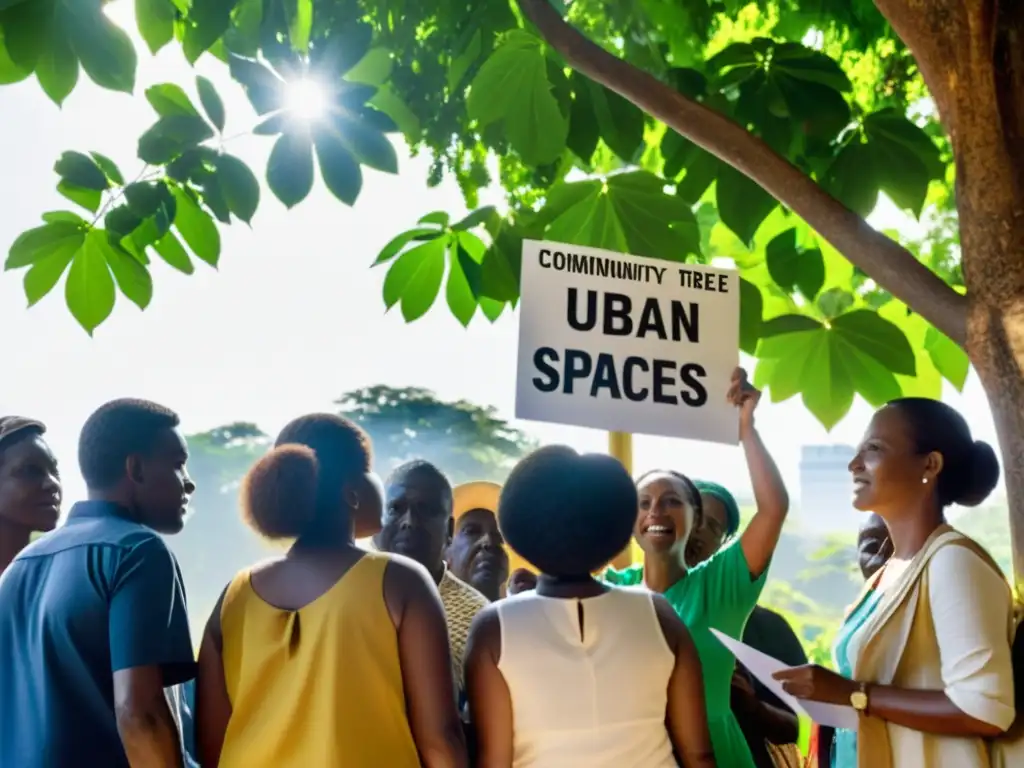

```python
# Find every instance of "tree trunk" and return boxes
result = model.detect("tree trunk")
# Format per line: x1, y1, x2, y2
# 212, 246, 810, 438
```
878, 0, 1024, 584
969, 305, 1024, 585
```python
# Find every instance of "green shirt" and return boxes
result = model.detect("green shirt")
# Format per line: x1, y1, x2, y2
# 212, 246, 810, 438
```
604, 540, 767, 768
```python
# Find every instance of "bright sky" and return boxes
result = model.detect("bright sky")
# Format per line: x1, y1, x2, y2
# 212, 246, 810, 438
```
0, 3, 1001, 523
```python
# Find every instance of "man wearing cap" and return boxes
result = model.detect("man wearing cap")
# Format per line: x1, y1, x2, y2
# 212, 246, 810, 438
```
445, 481, 512, 602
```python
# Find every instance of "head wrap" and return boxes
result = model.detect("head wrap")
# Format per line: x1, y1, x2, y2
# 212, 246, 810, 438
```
693, 479, 740, 536
0, 417, 46, 453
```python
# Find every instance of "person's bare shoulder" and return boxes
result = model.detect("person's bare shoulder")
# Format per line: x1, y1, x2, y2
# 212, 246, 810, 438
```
467, 603, 502, 662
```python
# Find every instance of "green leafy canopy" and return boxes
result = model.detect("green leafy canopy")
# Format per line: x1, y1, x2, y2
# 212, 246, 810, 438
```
1, 0, 969, 431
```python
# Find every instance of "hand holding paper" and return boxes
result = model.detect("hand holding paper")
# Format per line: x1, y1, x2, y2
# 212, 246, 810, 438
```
710, 628, 859, 730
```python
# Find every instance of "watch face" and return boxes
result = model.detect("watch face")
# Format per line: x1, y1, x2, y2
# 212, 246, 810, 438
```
851, 691, 868, 710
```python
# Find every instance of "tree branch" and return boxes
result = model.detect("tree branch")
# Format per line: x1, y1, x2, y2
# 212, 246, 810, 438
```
517, 0, 968, 347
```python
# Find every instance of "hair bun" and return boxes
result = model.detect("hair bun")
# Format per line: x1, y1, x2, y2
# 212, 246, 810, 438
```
955, 440, 1000, 507
240, 444, 320, 539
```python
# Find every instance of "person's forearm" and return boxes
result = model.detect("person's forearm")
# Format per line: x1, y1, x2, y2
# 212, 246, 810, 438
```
867, 685, 1005, 738
117, 698, 185, 768
743, 427, 788, 522
734, 688, 800, 745
680, 747, 717, 767
419, 720, 470, 768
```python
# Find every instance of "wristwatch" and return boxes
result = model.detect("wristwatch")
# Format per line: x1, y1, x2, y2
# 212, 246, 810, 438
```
850, 682, 870, 713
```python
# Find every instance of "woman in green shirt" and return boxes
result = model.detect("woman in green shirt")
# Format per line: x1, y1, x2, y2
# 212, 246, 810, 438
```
604, 367, 790, 768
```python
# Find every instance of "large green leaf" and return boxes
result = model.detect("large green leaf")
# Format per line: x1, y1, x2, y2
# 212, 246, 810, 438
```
65, 229, 116, 334
822, 142, 878, 218
0, 24, 30, 84
925, 326, 969, 391
135, 0, 176, 54
446, 241, 480, 327
382, 236, 447, 322
755, 305, 917, 426
228, 53, 285, 114
182, 0, 235, 64
286, 0, 312, 53
771, 42, 852, 92
575, 73, 645, 163
137, 114, 215, 164
542, 171, 700, 260
739, 277, 763, 354
215, 153, 260, 223
567, 72, 600, 163
863, 110, 941, 218
54, 151, 109, 191
90, 152, 124, 185
309, 20, 371, 77
153, 230, 194, 274
196, 76, 226, 132
348, 48, 394, 87
0, 0, 51, 71
765, 228, 825, 300
831, 309, 916, 376
171, 187, 220, 266
330, 114, 397, 175
374, 228, 442, 266
105, 240, 153, 309
5, 220, 85, 270
23, 239, 78, 307
447, 30, 481, 93
314, 127, 363, 205
57, 181, 101, 213
146, 83, 200, 117
267, 131, 314, 208
716, 164, 778, 245
467, 30, 568, 166
35, 14, 78, 106
65, 1, 136, 93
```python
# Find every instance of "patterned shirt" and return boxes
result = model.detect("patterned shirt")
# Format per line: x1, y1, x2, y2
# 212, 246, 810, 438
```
438, 566, 489, 695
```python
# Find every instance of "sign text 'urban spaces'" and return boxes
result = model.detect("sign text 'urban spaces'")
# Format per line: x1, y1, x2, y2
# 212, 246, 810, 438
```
515, 240, 740, 445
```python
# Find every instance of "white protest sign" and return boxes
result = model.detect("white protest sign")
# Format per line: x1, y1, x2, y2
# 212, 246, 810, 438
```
515, 239, 740, 445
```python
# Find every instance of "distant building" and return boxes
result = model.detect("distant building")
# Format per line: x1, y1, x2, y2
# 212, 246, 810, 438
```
799, 444, 860, 535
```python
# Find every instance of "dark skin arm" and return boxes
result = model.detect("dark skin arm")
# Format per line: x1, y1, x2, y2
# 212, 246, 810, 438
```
465, 606, 514, 768
731, 668, 799, 745
113, 667, 186, 768
653, 595, 717, 767
731, 368, 789, 580
384, 558, 469, 768
195, 589, 231, 768
772, 664, 1004, 738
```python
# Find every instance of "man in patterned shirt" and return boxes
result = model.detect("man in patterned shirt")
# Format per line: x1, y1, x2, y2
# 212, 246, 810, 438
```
375, 460, 488, 707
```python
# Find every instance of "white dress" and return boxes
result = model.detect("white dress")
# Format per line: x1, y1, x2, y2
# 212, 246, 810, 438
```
496, 587, 678, 768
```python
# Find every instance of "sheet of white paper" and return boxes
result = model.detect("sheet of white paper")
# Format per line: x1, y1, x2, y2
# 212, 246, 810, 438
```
711, 628, 860, 730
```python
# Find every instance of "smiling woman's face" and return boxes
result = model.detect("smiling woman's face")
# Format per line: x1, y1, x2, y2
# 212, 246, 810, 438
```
635, 474, 696, 557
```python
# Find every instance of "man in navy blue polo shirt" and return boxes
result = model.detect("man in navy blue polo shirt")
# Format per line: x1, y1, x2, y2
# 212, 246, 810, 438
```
0, 399, 197, 767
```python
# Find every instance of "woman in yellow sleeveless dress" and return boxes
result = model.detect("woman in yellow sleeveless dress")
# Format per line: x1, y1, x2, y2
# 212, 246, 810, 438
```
194, 414, 468, 767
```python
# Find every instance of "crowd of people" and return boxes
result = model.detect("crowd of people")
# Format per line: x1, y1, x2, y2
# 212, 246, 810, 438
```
0, 368, 1019, 767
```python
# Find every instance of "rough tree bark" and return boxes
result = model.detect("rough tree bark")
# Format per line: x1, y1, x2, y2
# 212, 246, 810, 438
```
516, 0, 1024, 583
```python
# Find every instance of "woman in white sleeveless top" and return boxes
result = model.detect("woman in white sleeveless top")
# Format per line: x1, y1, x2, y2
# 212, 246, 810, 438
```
465, 446, 715, 767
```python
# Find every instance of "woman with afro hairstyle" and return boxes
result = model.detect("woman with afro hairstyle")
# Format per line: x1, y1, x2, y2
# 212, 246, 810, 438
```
465, 445, 715, 767
604, 367, 790, 768
195, 414, 468, 768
